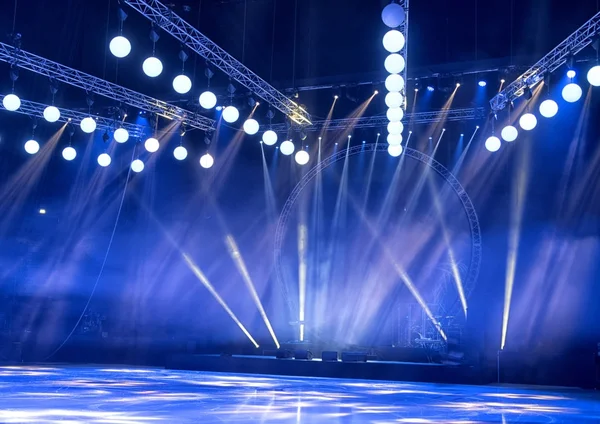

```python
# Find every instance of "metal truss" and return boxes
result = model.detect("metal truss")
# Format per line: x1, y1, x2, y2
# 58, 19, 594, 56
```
124, 0, 312, 126
0, 95, 146, 139
270, 107, 485, 133
490, 10, 600, 112
398, 0, 409, 111
0, 42, 215, 131
274, 143, 482, 323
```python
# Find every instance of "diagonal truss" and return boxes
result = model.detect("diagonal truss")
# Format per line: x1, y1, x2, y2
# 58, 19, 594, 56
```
270, 107, 485, 133
490, 11, 600, 112
124, 0, 312, 126
0, 42, 215, 131
0, 95, 147, 139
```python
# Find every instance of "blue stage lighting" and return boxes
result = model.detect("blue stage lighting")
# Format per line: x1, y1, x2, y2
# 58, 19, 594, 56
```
39, 209, 46, 215
478, 80, 487, 87
426, 86, 435, 92
216, 105, 223, 111
567, 69, 576, 79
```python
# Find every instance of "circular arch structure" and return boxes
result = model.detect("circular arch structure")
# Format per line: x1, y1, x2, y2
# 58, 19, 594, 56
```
274, 143, 482, 323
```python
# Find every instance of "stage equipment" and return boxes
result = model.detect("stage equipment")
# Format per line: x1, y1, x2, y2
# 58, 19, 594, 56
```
262, 130, 278, 146
388, 144, 403, 157
485, 136, 501, 152
97, 153, 112, 167
294, 350, 313, 360
123, 0, 311, 126
0, 42, 215, 131
199, 153, 214, 169
131, 159, 145, 173
173, 145, 188, 160
322, 351, 338, 362
341, 352, 368, 363
275, 350, 293, 359
539, 99, 558, 118
243, 118, 259, 135
294, 150, 310, 165
501, 125, 518, 142
280, 140, 295, 156
24, 139, 39, 155
62, 146, 76, 161
519, 113, 537, 131
490, 10, 600, 112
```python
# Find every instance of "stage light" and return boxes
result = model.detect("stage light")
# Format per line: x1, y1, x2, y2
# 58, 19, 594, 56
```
80, 117, 97, 133
173, 145, 188, 160
383, 29, 405, 53
387, 133, 402, 145
381, 3, 405, 28
142, 56, 163, 77
3, 93, 21, 111
262, 130, 278, 146
43, 105, 60, 123
280, 140, 295, 156
501, 78, 506, 83
567, 69, 576, 79
97, 153, 111, 167
539, 99, 558, 118
39, 209, 46, 215
384, 53, 405, 74
426, 85, 435, 92
62, 146, 76, 161
501, 125, 518, 142
222, 105, 240, 123
386, 107, 404, 122
144, 137, 160, 152
295, 150, 309, 165
388, 144, 403, 157
385, 74, 405, 92
478, 80, 487, 87
200, 153, 214, 169
173, 74, 192, 94
562, 83, 582, 102
587, 65, 600, 86
114, 127, 129, 143
519, 113, 537, 131
199, 91, 217, 109
109, 36, 131, 58
485, 136, 501, 152
243, 118, 259, 135
385, 91, 403, 108
24, 139, 39, 155
387, 121, 403, 135
334, 94, 339, 99
374, 90, 379, 94
131, 159, 144, 173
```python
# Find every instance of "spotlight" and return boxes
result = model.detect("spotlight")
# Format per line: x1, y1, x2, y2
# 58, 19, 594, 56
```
334, 95, 339, 99
39, 209, 46, 215
385, 74, 405, 92
485, 136, 501, 152
562, 83, 582, 103
501, 125, 518, 142
374, 89, 379, 95
62, 146, 76, 161
199, 91, 217, 109
222, 106, 240, 123
113, 127, 129, 143
24, 139, 40, 155
539, 99, 558, 118
382, 29, 405, 53
478, 80, 487, 87
80, 117, 97, 133
173, 145, 188, 160
387, 134, 402, 145
524, 86, 533, 100
385, 92, 403, 108
144, 137, 160, 152
243, 118, 259, 135
97, 153, 112, 167
2, 93, 21, 111
43, 106, 60, 123
426, 85, 435, 92
387, 144, 403, 157
567, 69, 576, 79
215, 105, 223, 111
262, 130, 277, 146
280, 140, 295, 156
131, 159, 145, 173
142, 56, 163, 77
294, 150, 310, 165
587, 65, 600, 86
109, 36, 131, 58
500, 79, 506, 83
386, 107, 404, 122
384, 53, 406, 74
199, 153, 214, 169
173, 74, 192, 94
456, 82, 461, 88
519, 113, 537, 131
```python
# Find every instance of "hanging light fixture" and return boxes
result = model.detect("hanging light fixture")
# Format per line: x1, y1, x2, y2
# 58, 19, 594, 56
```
3, 65, 21, 111
109, 7, 131, 58
173, 48, 192, 94
25, 121, 40, 155
199, 68, 217, 109
173, 131, 188, 160
200, 153, 214, 169
97, 153, 112, 167
43, 80, 61, 123
142, 24, 163, 77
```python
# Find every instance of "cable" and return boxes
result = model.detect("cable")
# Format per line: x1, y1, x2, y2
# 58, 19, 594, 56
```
12, 0, 17, 34
43, 146, 135, 361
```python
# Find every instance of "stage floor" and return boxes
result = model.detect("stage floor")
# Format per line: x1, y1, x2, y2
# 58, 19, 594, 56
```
0, 365, 598, 423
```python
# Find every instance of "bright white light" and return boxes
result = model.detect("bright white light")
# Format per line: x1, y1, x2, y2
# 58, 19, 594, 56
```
80, 117, 97, 133
173, 145, 188, 160
200, 153, 214, 169
3, 93, 21, 111
280, 140, 295, 156
382, 29, 405, 53
295, 150, 310, 165
43, 106, 60, 123
587, 65, 600, 86
388, 144, 403, 157
501, 125, 518, 142
567, 69, 576, 79
387, 121, 404, 135
478, 80, 487, 87
243, 118, 259, 135
382, 3, 405, 28
114, 127, 129, 143
172, 74, 192, 94
62, 146, 76, 161
385, 74, 405, 92
109, 36, 131, 58
385, 91, 403, 108
131, 159, 144, 173
97, 153, 111, 167
384, 53, 405, 74
386, 107, 404, 122
387, 133, 402, 145
485, 136, 501, 152
199, 91, 217, 109
24, 139, 39, 155
519, 113, 537, 131
222, 106, 240, 123
539, 99, 558, 118
144, 137, 160, 152
39, 209, 46, 215
262, 130, 278, 146
142, 56, 163, 77
562, 83, 583, 103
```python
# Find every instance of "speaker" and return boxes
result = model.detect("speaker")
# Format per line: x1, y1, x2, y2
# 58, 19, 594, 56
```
322, 351, 338, 362
294, 349, 313, 360
341, 351, 368, 362
276, 349, 293, 359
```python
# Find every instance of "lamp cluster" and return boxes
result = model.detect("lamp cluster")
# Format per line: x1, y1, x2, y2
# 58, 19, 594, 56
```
381, 2, 407, 158
485, 66, 600, 152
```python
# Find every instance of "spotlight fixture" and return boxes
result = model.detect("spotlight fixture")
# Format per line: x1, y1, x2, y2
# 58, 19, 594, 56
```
199, 153, 214, 169
478, 80, 487, 87
524, 86, 533, 100
567, 69, 576, 79
143, 25, 163, 77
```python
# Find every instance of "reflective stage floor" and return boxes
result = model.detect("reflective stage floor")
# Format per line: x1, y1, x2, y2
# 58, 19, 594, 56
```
0, 365, 598, 423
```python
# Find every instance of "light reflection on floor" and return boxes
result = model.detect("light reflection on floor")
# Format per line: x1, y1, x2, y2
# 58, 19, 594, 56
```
0, 365, 598, 422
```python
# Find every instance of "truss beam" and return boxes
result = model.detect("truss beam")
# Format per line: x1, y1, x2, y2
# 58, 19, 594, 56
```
124, 0, 311, 126
0, 42, 215, 131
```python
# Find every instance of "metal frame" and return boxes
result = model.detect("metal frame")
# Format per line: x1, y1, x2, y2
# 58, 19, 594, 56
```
270, 107, 485, 133
124, 0, 312, 126
0, 96, 146, 139
398, 0, 409, 112
273, 143, 482, 324
0, 42, 215, 131
490, 11, 600, 112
